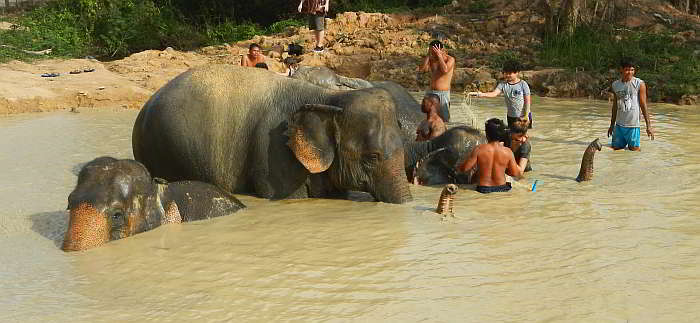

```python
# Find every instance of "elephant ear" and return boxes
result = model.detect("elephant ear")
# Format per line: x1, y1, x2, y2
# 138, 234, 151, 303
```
286, 104, 343, 173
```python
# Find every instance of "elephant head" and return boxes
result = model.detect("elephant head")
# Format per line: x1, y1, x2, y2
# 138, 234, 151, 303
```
63, 157, 243, 251
286, 88, 412, 204
406, 126, 486, 185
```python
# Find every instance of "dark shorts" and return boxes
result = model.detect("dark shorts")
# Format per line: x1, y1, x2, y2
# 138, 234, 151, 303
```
507, 112, 533, 129
476, 182, 512, 194
308, 14, 325, 31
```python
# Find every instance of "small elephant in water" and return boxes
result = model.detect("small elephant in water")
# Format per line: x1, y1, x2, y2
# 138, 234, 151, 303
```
62, 157, 244, 252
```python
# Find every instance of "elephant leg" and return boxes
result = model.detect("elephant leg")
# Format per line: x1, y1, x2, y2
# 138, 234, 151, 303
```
252, 123, 311, 199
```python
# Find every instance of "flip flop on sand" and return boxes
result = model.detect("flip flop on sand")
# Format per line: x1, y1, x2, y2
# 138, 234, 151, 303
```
69, 70, 82, 74
83, 68, 95, 73
41, 72, 60, 77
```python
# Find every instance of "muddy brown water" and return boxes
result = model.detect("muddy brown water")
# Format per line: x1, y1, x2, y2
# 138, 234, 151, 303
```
1, 97, 699, 322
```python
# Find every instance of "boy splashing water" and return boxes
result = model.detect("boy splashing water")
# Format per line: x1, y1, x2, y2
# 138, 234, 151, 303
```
469, 60, 532, 128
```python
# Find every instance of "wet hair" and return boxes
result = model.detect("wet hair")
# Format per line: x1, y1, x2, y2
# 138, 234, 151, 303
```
619, 57, 635, 68
502, 60, 522, 73
424, 93, 441, 105
249, 43, 261, 50
288, 43, 303, 56
429, 40, 444, 49
509, 119, 529, 135
254, 62, 268, 69
485, 118, 507, 142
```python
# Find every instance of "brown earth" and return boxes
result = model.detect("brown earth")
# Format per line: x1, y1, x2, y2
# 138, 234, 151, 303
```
1, 0, 698, 115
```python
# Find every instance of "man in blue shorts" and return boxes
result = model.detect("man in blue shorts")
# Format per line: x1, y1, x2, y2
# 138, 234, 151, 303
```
607, 57, 655, 151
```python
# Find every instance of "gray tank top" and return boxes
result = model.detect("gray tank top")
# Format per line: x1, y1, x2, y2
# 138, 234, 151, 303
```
612, 77, 643, 127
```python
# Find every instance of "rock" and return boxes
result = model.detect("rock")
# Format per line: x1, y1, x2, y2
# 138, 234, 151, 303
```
649, 23, 666, 34
622, 16, 645, 28
679, 94, 698, 105
486, 19, 501, 33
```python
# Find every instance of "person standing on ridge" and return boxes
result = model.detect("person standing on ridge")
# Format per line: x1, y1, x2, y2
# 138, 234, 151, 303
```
298, 0, 330, 53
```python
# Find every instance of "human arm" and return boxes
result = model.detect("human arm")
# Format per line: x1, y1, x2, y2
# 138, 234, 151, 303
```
639, 82, 654, 140
468, 84, 502, 98
417, 55, 430, 72
240, 55, 247, 67
607, 93, 618, 137
457, 146, 479, 173
522, 82, 531, 123
430, 46, 452, 73
505, 150, 523, 178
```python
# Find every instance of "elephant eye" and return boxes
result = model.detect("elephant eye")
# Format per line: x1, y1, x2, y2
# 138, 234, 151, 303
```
365, 152, 381, 162
112, 212, 123, 220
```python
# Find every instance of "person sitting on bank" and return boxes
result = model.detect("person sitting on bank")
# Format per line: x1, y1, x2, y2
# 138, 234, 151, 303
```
506, 119, 532, 173
457, 118, 522, 193
469, 60, 532, 129
417, 40, 455, 122
241, 43, 265, 67
416, 93, 447, 141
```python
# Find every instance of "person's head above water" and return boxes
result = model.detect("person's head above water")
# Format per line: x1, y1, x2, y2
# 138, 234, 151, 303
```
509, 119, 529, 144
421, 93, 440, 114
485, 118, 507, 142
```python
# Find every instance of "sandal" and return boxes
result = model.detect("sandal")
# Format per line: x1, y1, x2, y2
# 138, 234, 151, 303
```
41, 72, 60, 77
83, 68, 95, 73
69, 70, 82, 74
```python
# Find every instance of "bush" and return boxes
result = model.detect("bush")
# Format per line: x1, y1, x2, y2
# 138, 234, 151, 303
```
539, 26, 700, 101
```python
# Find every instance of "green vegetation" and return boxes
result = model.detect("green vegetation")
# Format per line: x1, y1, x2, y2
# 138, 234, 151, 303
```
467, 0, 492, 14
0, 0, 306, 62
539, 26, 700, 102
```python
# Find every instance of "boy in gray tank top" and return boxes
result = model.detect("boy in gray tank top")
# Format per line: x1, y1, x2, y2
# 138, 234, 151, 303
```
468, 60, 532, 129
607, 58, 655, 151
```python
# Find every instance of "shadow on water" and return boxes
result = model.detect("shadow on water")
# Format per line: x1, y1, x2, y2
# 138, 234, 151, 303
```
531, 136, 594, 146
29, 211, 69, 248
539, 173, 578, 181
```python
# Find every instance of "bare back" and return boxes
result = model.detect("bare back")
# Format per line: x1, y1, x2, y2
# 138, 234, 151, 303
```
459, 142, 521, 187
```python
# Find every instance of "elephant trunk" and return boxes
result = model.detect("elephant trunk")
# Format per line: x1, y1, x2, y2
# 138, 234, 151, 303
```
373, 150, 413, 204
403, 140, 433, 174
62, 203, 110, 252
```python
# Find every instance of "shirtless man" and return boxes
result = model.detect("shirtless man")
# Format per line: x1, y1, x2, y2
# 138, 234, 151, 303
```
415, 94, 447, 141
417, 40, 455, 122
240, 43, 265, 67
457, 118, 522, 193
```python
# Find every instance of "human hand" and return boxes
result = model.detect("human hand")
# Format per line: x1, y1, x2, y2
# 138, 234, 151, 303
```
646, 127, 655, 140
607, 125, 614, 137
430, 45, 441, 56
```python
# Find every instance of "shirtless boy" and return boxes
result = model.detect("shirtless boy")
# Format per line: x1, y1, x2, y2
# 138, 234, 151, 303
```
417, 40, 455, 122
458, 118, 522, 193
415, 94, 447, 141
240, 43, 265, 67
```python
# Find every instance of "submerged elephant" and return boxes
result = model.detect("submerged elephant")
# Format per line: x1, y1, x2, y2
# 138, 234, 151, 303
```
407, 126, 487, 185
291, 66, 374, 91
63, 157, 244, 252
133, 65, 412, 204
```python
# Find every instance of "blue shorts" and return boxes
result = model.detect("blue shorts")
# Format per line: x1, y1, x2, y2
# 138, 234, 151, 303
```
611, 124, 640, 149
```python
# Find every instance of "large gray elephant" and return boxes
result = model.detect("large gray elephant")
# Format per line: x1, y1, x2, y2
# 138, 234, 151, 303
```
63, 157, 244, 252
133, 65, 412, 204
287, 66, 485, 185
